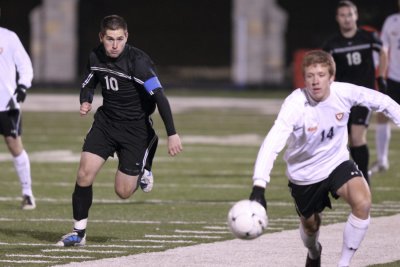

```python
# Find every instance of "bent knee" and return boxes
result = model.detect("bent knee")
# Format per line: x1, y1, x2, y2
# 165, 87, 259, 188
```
115, 188, 135, 199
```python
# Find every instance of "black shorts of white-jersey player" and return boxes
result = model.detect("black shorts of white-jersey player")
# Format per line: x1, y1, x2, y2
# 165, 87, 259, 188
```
56, 15, 182, 247
322, 1, 387, 185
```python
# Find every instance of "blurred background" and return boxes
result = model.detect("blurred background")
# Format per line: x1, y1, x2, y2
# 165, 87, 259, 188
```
0, 0, 398, 90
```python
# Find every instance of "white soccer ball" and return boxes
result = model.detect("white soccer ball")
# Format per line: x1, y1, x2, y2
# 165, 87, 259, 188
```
227, 199, 268, 240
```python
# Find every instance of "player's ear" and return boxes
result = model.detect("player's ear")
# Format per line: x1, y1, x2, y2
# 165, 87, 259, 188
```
125, 31, 129, 39
99, 32, 104, 43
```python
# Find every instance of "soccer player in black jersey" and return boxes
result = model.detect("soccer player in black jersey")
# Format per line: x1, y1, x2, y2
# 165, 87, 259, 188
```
56, 15, 183, 247
322, 0, 387, 185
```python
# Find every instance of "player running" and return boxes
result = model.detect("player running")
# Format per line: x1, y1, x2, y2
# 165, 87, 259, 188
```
369, 0, 400, 175
322, 0, 387, 184
0, 26, 36, 210
56, 15, 182, 247
249, 50, 400, 267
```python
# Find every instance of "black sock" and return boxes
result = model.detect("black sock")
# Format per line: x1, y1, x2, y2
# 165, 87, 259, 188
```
73, 228, 86, 238
350, 145, 369, 184
72, 183, 93, 221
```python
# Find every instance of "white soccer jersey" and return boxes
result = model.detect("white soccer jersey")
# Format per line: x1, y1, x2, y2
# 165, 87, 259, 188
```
253, 82, 400, 187
0, 27, 33, 111
381, 13, 400, 82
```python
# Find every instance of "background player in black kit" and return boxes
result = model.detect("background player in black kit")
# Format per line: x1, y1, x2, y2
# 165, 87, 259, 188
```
57, 15, 183, 247
322, 0, 387, 184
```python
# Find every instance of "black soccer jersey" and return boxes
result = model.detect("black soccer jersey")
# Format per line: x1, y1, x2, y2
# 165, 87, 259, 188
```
322, 29, 382, 88
80, 44, 158, 121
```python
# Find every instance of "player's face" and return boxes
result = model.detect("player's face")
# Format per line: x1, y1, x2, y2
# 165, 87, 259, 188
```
336, 6, 358, 32
303, 64, 334, 102
100, 29, 128, 58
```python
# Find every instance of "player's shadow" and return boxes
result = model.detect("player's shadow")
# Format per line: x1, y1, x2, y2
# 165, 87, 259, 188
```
0, 227, 110, 243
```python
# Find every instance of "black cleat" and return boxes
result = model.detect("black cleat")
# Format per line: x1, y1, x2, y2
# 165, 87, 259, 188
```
305, 242, 322, 267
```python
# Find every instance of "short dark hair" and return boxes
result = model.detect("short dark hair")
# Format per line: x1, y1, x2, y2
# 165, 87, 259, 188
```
302, 50, 336, 78
337, 0, 358, 14
100, 15, 128, 34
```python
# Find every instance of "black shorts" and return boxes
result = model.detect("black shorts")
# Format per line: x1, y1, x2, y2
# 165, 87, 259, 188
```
387, 78, 400, 105
348, 106, 371, 128
0, 109, 22, 137
83, 110, 156, 176
288, 160, 363, 219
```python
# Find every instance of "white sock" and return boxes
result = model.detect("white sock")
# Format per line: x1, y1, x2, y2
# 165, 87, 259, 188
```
13, 150, 33, 196
300, 223, 320, 259
339, 213, 370, 267
375, 123, 390, 166
74, 218, 88, 231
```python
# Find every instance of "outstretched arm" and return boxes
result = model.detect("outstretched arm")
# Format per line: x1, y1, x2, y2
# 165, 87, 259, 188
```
152, 89, 183, 156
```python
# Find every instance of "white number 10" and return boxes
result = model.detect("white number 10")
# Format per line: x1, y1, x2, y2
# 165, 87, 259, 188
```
105, 76, 119, 91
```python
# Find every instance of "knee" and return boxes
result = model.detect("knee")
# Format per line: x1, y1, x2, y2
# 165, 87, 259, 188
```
115, 188, 135, 199
302, 213, 321, 235
354, 198, 371, 219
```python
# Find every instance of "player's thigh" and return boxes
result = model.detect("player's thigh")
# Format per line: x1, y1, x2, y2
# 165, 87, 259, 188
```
114, 170, 139, 199
336, 176, 371, 218
77, 151, 106, 186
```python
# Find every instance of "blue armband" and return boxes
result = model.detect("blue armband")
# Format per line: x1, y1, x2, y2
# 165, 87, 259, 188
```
144, 77, 162, 95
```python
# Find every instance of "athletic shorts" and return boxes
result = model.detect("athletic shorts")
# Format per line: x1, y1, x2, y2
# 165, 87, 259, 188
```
0, 109, 22, 137
82, 110, 156, 176
288, 160, 363, 219
348, 106, 371, 127
387, 78, 400, 105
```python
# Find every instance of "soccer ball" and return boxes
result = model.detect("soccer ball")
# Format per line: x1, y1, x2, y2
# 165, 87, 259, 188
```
227, 199, 268, 240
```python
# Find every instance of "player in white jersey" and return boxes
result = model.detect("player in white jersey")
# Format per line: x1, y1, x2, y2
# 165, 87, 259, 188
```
369, 0, 400, 175
0, 27, 35, 210
249, 50, 400, 267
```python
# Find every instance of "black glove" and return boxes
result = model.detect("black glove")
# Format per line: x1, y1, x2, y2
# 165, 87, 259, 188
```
376, 76, 387, 93
249, 186, 267, 210
14, 85, 27, 103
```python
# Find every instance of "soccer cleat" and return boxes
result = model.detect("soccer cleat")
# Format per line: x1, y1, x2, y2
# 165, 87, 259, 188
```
305, 242, 322, 267
56, 231, 86, 247
140, 169, 154, 193
368, 161, 389, 177
21, 195, 36, 210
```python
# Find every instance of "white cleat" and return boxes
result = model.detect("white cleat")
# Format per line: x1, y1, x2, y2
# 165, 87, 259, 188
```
56, 231, 86, 247
368, 161, 389, 177
140, 169, 154, 193
21, 195, 36, 210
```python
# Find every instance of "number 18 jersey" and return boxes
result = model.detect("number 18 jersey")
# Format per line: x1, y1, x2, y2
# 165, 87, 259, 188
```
322, 28, 382, 88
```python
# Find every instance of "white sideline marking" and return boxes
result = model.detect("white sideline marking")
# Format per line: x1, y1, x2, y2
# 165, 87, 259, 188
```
0, 260, 56, 263
145, 235, 222, 239
0, 241, 161, 249
175, 229, 230, 234
119, 239, 195, 244
6, 254, 93, 259
42, 249, 126, 254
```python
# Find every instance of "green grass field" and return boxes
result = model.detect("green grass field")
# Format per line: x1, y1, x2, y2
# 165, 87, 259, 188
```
0, 91, 399, 266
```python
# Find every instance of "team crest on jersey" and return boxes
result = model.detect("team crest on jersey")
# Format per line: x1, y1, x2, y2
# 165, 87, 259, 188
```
336, 112, 344, 121
0, 47, 3, 54
307, 126, 318, 132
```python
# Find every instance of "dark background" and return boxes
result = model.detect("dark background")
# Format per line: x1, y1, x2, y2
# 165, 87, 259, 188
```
1, 0, 398, 84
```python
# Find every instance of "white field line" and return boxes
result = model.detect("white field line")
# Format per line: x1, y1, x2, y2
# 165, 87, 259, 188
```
144, 235, 223, 239
0, 242, 163, 249
0, 259, 56, 264
6, 254, 93, 259
174, 230, 230, 234
22, 95, 284, 114
42, 249, 126, 254
117, 239, 195, 244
